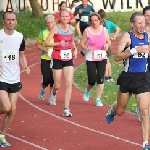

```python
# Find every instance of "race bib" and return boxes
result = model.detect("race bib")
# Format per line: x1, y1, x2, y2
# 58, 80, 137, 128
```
133, 53, 148, 58
2, 50, 17, 63
93, 50, 107, 60
60, 49, 72, 60
80, 16, 88, 22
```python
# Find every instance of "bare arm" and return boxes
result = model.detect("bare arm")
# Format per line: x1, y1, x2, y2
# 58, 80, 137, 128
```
80, 30, 89, 52
20, 51, 30, 74
115, 32, 149, 62
45, 26, 58, 47
71, 26, 77, 58
112, 27, 121, 40
36, 42, 48, 53
105, 28, 111, 49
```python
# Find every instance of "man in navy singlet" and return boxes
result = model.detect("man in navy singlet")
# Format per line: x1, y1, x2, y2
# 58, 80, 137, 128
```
105, 12, 150, 150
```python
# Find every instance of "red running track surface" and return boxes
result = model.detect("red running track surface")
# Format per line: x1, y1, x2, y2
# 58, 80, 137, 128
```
0, 38, 143, 150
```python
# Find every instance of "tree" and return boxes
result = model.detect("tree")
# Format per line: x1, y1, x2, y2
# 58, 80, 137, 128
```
29, 0, 44, 17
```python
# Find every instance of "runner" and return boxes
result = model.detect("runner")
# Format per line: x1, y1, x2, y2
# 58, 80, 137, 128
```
105, 12, 150, 150
74, 0, 95, 56
80, 12, 111, 106
98, 9, 121, 82
45, 9, 77, 117
136, 6, 150, 122
0, 11, 30, 147
36, 14, 55, 105
55, 1, 75, 24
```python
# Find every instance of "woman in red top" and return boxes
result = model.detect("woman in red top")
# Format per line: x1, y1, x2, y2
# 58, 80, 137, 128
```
55, 1, 75, 24
45, 9, 77, 117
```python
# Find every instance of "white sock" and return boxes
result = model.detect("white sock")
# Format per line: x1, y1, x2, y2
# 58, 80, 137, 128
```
0, 134, 5, 138
143, 141, 148, 148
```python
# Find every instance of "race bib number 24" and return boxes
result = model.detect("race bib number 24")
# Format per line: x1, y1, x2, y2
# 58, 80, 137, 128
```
2, 50, 17, 63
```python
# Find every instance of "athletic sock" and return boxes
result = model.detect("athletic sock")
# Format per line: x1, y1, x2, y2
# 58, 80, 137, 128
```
143, 141, 148, 148
108, 76, 112, 79
0, 134, 5, 138
105, 77, 109, 80
53, 92, 56, 96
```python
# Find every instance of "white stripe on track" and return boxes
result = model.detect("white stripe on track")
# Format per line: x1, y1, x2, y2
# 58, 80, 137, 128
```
18, 62, 142, 148
6, 133, 48, 150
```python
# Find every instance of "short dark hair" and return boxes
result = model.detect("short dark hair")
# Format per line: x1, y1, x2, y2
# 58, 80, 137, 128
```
3, 11, 16, 20
143, 6, 150, 15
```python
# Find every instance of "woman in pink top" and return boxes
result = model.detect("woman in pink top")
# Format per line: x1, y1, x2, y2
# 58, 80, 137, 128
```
55, 1, 75, 24
80, 12, 111, 106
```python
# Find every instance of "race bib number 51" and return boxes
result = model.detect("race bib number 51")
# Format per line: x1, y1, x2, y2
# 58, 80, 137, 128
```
2, 50, 17, 63
60, 49, 72, 60
93, 50, 106, 60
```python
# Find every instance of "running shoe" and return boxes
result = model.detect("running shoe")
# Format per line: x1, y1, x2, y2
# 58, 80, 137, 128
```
83, 89, 90, 101
143, 144, 150, 150
0, 136, 11, 147
96, 99, 103, 106
106, 106, 116, 124
109, 79, 114, 82
49, 91, 56, 105
104, 79, 110, 82
63, 108, 72, 117
38, 88, 46, 100
136, 107, 142, 122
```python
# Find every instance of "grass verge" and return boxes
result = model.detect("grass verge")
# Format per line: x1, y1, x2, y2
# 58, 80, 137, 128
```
74, 55, 138, 113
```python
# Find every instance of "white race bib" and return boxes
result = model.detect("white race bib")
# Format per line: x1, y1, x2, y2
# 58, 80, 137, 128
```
80, 16, 88, 22
93, 50, 106, 59
133, 53, 148, 58
2, 50, 17, 63
60, 49, 72, 60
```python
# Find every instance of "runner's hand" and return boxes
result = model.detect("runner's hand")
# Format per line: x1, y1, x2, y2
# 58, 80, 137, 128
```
79, 9, 82, 14
104, 43, 109, 51
74, 48, 77, 59
136, 45, 149, 53
60, 40, 65, 46
25, 67, 30, 74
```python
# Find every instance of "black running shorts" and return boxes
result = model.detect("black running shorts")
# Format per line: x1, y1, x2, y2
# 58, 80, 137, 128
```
0, 81, 22, 93
117, 71, 150, 94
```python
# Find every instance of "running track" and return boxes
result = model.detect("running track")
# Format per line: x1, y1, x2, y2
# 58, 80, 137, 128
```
0, 38, 143, 150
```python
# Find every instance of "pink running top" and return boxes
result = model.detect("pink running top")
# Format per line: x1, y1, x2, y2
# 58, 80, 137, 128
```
85, 25, 107, 61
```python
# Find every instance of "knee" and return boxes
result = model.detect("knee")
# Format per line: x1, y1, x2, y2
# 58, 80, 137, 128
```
11, 107, 16, 115
88, 81, 95, 86
54, 83, 61, 90
3, 105, 11, 113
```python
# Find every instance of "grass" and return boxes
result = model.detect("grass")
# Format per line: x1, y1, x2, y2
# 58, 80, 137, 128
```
0, 10, 138, 113
0, 10, 137, 39
74, 55, 138, 113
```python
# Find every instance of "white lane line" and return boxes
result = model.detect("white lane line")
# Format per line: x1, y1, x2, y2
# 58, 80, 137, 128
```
5, 62, 48, 150
6, 134, 48, 150
19, 62, 142, 148
19, 93, 141, 147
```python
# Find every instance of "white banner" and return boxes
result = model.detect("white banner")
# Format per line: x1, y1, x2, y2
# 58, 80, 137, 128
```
0, 0, 148, 14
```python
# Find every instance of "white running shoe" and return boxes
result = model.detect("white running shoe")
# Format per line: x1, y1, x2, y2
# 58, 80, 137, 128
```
49, 91, 56, 105
63, 108, 72, 117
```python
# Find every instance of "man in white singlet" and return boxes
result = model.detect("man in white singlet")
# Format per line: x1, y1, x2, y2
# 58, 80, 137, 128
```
0, 11, 30, 147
